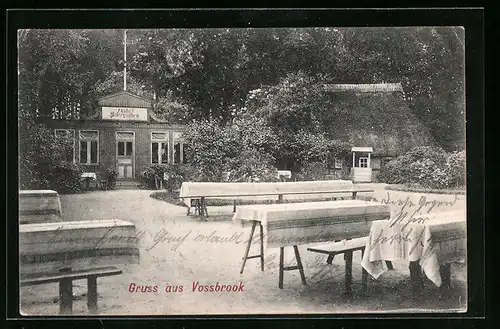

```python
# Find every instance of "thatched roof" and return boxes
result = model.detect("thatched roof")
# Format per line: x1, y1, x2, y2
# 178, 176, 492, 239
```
322, 83, 435, 156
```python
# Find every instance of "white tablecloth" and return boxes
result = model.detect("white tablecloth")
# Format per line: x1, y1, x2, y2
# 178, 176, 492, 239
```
277, 170, 292, 179
179, 180, 355, 207
19, 190, 62, 224
361, 209, 466, 287
81, 172, 97, 180
20, 219, 140, 276
232, 200, 390, 249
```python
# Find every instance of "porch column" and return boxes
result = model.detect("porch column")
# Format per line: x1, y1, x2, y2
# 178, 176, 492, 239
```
368, 153, 371, 168
352, 152, 356, 168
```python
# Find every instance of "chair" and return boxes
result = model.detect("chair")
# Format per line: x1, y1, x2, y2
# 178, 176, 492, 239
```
96, 173, 108, 190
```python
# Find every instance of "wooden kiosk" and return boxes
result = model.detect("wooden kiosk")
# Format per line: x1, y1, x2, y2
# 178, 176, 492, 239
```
351, 147, 373, 183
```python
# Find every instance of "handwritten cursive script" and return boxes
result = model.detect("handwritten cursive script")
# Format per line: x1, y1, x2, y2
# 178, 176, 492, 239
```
49, 224, 145, 250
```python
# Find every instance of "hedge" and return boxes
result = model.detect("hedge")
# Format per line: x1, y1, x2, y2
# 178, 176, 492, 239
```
377, 146, 465, 189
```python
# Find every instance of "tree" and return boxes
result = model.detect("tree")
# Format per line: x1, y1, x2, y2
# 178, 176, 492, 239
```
128, 29, 202, 99
18, 27, 465, 152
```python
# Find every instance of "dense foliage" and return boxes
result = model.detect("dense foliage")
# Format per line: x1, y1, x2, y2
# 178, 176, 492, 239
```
377, 147, 466, 189
18, 27, 465, 151
19, 123, 84, 193
139, 164, 197, 191
183, 119, 279, 182
99, 166, 119, 190
47, 162, 84, 194
18, 28, 465, 189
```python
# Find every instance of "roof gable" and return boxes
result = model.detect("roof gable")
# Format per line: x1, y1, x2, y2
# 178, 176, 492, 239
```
98, 91, 152, 108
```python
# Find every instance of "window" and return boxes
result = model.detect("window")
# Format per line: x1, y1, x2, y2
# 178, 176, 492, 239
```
54, 129, 75, 163
116, 132, 134, 156
117, 141, 133, 156
334, 158, 343, 169
173, 132, 185, 164
151, 132, 169, 164
359, 157, 368, 168
79, 130, 99, 164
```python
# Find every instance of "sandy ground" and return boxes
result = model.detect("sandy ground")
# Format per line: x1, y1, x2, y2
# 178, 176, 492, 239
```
19, 184, 467, 315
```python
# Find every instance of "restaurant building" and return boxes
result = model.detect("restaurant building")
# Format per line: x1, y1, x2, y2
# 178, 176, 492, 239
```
47, 91, 187, 183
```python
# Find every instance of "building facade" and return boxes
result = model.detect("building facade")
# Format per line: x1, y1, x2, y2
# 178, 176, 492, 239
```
47, 91, 187, 182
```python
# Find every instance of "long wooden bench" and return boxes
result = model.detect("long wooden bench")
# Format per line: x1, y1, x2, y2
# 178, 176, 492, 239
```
21, 266, 122, 314
179, 181, 373, 220
307, 237, 394, 295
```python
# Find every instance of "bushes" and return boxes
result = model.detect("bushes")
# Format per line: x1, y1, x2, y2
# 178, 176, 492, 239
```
445, 150, 466, 188
184, 118, 280, 182
183, 120, 240, 182
99, 166, 119, 190
47, 162, 84, 194
19, 123, 85, 194
297, 162, 329, 181
226, 148, 279, 183
140, 164, 196, 190
378, 146, 466, 189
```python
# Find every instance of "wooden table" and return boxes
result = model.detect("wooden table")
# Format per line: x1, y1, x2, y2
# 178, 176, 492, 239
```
81, 172, 97, 190
179, 181, 373, 220
361, 209, 466, 294
232, 200, 391, 292
19, 190, 62, 224
20, 219, 140, 276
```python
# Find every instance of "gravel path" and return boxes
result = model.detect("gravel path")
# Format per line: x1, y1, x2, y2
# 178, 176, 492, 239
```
20, 185, 467, 315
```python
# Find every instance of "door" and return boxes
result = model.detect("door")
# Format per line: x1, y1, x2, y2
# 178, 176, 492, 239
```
116, 132, 135, 180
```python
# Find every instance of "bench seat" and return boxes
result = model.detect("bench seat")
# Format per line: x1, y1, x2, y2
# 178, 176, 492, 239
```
308, 238, 369, 295
307, 237, 394, 295
21, 266, 122, 314
307, 237, 368, 255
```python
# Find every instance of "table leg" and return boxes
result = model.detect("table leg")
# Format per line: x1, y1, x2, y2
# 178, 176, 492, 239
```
86, 178, 90, 191
277, 194, 283, 204
409, 261, 424, 294
240, 221, 257, 274
344, 251, 353, 296
259, 223, 264, 272
352, 191, 357, 200
279, 247, 284, 289
293, 245, 307, 286
87, 276, 98, 313
59, 268, 73, 315
199, 197, 207, 220
326, 254, 335, 264
361, 249, 368, 295
439, 263, 452, 289
233, 200, 237, 213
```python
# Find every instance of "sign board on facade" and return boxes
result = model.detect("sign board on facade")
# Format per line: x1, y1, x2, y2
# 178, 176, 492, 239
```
102, 107, 148, 121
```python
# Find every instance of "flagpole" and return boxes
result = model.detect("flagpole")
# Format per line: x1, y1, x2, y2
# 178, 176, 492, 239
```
123, 30, 127, 91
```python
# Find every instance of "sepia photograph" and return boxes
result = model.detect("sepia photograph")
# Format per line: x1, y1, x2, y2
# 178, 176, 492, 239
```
17, 25, 467, 316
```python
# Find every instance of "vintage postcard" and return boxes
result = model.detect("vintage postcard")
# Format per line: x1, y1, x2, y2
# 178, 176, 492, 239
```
17, 24, 468, 316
